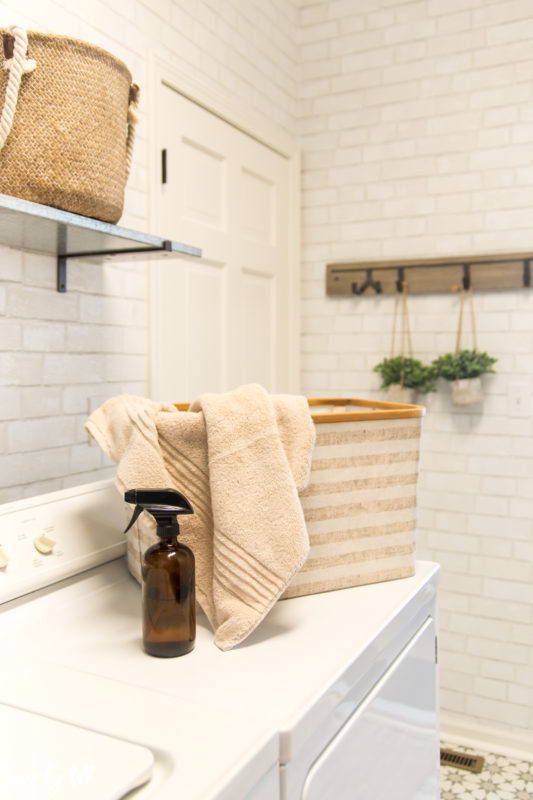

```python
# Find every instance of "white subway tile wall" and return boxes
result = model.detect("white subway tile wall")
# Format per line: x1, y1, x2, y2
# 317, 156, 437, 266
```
0, 0, 532, 745
0, 0, 300, 502
298, 0, 533, 741
0, 252, 150, 500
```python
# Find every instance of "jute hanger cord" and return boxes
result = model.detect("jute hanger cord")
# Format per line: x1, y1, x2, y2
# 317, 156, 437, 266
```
454, 284, 478, 353
390, 281, 413, 386
390, 289, 400, 358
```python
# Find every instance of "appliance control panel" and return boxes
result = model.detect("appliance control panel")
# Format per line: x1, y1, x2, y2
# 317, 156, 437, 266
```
0, 480, 126, 603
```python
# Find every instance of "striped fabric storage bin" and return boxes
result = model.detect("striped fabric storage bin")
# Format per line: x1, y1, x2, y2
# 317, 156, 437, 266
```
127, 397, 424, 598
282, 398, 425, 599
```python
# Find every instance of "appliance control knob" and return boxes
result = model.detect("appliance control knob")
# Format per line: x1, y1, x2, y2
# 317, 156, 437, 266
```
33, 533, 56, 555
0, 546, 8, 568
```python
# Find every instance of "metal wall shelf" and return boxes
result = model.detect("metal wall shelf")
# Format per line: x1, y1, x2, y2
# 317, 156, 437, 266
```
0, 193, 202, 291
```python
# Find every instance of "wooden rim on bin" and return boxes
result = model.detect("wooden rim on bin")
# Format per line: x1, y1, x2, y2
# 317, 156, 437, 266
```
174, 398, 425, 423
307, 397, 425, 423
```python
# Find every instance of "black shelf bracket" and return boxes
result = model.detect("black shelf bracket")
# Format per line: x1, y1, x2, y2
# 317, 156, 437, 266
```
0, 193, 201, 292
56, 241, 173, 292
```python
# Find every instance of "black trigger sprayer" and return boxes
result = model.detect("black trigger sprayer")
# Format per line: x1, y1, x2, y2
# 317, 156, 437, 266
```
124, 488, 195, 658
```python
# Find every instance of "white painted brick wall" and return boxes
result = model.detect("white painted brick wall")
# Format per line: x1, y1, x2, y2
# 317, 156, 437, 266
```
298, 0, 533, 740
0, 0, 299, 501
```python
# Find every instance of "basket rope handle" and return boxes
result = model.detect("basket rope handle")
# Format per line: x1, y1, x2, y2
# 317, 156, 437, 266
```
0, 26, 36, 152
125, 82, 140, 180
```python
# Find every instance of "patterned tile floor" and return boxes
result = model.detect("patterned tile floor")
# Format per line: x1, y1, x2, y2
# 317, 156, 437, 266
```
441, 741, 533, 799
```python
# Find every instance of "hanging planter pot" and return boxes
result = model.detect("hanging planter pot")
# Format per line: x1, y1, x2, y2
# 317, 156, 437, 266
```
373, 282, 437, 403
432, 287, 497, 406
432, 350, 497, 405
374, 358, 436, 399
386, 384, 416, 404
451, 376, 484, 405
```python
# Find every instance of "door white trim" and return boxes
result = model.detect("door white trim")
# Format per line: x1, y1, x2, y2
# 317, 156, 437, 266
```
147, 53, 301, 398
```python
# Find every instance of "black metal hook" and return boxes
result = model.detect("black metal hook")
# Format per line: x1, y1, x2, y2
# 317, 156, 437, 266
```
462, 263, 471, 290
523, 259, 531, 288
396, 267, 405, 293
351, 268, 382, 295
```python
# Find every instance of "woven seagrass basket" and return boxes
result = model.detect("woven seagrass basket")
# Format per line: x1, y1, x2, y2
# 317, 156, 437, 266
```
126, 398, 425, 598
0, 26, 138, 223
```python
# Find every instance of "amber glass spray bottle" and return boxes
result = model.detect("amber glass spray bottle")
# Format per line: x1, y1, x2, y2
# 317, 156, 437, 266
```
124, 488, 195, 657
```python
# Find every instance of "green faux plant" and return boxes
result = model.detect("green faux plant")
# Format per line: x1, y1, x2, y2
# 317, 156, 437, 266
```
432, 349, 497, 381
373, 356, 437, 394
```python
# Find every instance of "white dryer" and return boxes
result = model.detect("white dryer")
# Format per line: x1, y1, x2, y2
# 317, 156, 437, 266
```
0, 481, 440, 799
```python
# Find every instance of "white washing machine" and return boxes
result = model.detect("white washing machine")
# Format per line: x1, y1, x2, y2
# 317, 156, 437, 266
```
0, 480, 440, 799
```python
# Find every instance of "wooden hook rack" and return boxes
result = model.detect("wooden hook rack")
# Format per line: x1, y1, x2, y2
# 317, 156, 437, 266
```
326, 253, 532, 296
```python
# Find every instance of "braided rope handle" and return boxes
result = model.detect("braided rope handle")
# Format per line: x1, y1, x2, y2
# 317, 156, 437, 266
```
0, 26, 36, 152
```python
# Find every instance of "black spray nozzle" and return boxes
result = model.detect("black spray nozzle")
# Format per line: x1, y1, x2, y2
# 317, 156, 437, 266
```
124, 488, 194, 536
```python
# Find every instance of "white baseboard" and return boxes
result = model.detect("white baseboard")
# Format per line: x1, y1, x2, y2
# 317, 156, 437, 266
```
440, 712, 533, 762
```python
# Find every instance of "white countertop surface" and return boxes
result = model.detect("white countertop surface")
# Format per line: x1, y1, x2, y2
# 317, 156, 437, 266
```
0, 558, 439, 799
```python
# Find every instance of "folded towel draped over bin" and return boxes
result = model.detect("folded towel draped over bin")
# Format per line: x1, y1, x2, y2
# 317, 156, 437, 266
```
85, 384, 316, 651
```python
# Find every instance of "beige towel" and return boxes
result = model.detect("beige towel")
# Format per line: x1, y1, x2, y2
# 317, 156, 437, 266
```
85, 384, 315, 651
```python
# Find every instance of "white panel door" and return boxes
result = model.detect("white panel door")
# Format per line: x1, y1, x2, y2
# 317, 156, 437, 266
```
150, 83, 298, 403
